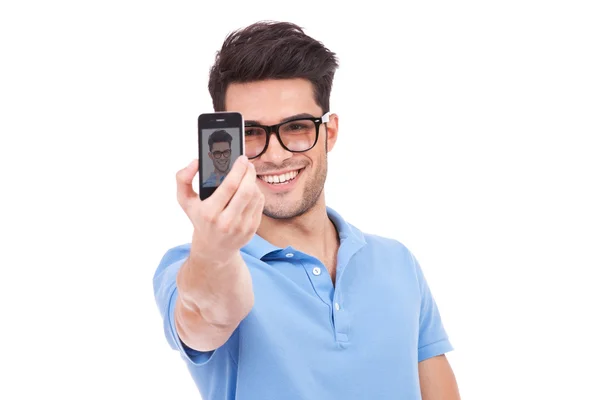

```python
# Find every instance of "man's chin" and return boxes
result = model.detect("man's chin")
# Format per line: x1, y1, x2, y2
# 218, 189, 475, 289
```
260, 167, 325, 220
262, 195, 315, 220
262, 205, 308, 220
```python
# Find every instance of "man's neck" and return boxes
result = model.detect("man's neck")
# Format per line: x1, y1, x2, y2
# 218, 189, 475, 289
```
214, 169, 227, 178
257, 198, 340, 276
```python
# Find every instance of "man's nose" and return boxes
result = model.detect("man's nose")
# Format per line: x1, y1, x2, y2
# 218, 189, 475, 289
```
259, 133, 292, 164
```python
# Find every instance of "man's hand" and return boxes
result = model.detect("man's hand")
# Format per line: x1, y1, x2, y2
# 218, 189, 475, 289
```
176, 155, 264, 265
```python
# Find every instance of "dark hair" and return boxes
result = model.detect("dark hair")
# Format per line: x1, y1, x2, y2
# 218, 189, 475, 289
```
208, 21, 339, 113
208, 129, 232, 151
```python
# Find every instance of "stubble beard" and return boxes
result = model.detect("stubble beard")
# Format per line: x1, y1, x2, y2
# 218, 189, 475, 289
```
262, 154, 328, 220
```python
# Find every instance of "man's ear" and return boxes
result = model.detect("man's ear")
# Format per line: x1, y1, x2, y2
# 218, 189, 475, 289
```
325, 113, 339, 153
208, 152, 214, 160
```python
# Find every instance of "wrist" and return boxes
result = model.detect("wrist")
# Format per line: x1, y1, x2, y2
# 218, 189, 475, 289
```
188, 248, 240, 270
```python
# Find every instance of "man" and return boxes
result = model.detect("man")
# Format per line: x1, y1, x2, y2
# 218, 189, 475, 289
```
202, 129, 233, 187
153, 21, 460, 400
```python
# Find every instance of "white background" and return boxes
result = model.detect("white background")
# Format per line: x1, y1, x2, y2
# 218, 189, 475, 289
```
1, 0, 599, 399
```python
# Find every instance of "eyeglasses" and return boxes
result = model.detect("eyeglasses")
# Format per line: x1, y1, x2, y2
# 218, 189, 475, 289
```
211, 149, 231, 159
244, 112, 330, 159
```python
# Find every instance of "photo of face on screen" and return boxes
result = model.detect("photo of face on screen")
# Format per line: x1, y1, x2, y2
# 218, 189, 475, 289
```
201, 127, 241, 188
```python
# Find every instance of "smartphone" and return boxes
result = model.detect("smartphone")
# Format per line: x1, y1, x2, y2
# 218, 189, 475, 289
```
197, 111, 245, 200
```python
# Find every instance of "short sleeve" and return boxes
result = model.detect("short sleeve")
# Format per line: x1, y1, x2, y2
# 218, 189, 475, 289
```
152, 244, 218, 365
410, 252, 454, 362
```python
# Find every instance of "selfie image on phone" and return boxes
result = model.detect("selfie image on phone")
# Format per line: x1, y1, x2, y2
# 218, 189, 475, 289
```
198, 112, 245, 200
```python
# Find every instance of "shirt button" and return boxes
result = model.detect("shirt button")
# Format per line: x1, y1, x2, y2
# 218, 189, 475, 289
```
335, 303, 340, 311
312, 267, 321, 276
285, 253, 294, 258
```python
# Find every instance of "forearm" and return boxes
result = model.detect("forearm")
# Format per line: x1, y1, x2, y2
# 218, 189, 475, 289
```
174, 252, 254, 350
419, 355, 461, 400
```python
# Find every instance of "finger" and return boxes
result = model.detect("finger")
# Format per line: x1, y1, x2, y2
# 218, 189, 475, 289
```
204, 155, 249, 212
236, 187, 263, 236
240, 184, 263, 220
248, 188, 265, 231
220, 161, 257, 221
176, 159, 199, 210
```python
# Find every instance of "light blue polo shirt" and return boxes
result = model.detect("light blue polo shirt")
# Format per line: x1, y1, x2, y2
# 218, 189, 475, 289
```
153, 207, 453, 399
202, 171, 226, 188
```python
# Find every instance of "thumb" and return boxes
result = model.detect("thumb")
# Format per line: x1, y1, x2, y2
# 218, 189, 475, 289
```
176, 159, 200, 209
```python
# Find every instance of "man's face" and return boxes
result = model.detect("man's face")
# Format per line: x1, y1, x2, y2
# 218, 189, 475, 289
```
209, 141, 231, 173
225, 78, 338, 219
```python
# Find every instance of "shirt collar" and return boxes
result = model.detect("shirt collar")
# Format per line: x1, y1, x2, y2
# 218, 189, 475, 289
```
326, 206, 366, 246
242, 206, 366, 260
242, 233, 281, 259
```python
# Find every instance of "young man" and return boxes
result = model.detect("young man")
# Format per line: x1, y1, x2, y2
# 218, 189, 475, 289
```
202, 129, 233, 188
153, 21, 460, 400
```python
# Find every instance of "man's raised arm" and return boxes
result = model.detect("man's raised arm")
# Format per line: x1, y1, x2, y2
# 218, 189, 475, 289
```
173, 156, 264, 351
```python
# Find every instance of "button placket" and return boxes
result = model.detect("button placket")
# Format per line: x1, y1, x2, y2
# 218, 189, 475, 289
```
299, 259, 333, 310
332, 288, 350, 344
332, 305, 350, 343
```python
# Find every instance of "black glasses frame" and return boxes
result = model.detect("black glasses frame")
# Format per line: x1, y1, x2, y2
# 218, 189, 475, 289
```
244, 112, 330, 159
210, 149, 231, 159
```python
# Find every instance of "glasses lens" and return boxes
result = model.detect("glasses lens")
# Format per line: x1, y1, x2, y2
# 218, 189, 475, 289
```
245, 127, 267, 158
279, 119, 317, 152
212, 149, 231, 158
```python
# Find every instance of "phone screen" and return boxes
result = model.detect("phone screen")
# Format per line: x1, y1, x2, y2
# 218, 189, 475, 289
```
198, 112, 244, 199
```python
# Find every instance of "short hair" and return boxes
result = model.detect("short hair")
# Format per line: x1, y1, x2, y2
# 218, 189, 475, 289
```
208, 129, 232, 151
208, 21, 339, 113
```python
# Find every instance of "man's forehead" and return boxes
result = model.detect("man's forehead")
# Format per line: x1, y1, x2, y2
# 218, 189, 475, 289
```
224, 79, 320, 124
211, 142, 230, 149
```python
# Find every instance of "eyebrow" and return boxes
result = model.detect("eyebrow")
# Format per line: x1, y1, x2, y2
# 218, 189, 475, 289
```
245, 113, 315, 126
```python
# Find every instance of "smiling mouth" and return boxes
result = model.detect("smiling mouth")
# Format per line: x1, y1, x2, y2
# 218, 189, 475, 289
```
257, 168, 303, 185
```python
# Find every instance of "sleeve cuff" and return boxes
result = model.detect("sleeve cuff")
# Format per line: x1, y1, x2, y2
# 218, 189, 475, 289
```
418, 338, 454, 362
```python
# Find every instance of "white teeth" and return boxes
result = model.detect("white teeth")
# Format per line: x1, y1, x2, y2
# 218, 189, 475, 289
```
259, 169, 300, 184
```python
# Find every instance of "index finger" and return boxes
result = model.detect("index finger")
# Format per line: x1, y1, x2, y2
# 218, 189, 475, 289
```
203, 155, 249, 212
